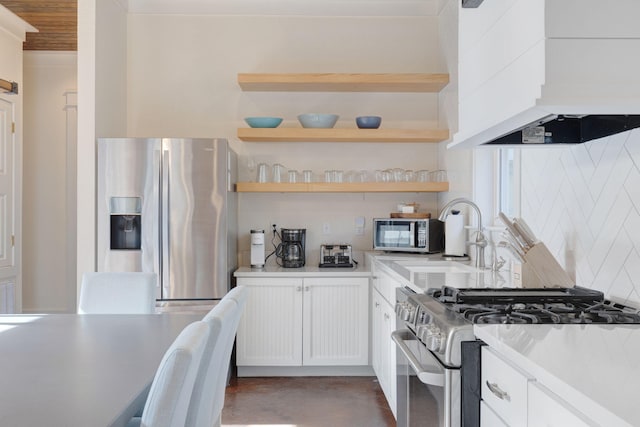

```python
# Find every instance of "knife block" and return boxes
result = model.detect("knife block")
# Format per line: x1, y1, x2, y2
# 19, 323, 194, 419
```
521, 242, 575, 288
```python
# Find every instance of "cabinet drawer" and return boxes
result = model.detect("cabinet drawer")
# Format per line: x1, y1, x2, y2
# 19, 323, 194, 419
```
528, 382, 596, 427
480, 401, 509, 427
481, 347, 533, 426
374, 267, 400, 305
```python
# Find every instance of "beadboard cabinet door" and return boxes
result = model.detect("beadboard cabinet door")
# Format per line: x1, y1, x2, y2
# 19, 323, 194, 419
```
236, 276, 368, 367
302, 277, 369, 366
236, 277, 303, 366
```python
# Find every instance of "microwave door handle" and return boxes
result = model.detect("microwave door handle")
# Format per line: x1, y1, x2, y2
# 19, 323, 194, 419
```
392, 330, 445, 387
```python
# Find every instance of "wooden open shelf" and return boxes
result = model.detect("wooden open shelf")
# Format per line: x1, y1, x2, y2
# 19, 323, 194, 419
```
236, 182, 449, 193
237, 128, 449, 143
237, 73, 450, 92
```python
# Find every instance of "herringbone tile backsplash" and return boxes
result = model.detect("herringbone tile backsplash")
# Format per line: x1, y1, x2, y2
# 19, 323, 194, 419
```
521, 129, 640, 306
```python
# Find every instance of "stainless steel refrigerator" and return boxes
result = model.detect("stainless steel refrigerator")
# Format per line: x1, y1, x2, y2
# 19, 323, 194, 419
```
96, 138, 237, 311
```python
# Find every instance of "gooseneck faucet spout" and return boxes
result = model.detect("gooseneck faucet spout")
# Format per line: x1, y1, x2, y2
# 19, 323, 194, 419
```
438, 198, 487, 269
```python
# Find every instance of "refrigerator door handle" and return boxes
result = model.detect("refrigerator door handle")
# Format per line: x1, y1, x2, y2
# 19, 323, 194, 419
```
161, 146, 171, 300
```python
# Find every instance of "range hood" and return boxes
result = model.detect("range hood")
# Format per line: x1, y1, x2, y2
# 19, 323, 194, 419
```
486, 115, 640, 145
448, 1, 640, 149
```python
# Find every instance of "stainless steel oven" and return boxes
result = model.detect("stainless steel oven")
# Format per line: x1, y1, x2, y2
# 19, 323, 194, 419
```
392, 329, 460, 427
393, 284, 640, 427
393, 287, 474, 427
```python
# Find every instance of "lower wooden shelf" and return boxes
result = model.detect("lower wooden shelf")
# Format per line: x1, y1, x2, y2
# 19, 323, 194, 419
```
236, 182, 449, 193
237, 128, 449, 143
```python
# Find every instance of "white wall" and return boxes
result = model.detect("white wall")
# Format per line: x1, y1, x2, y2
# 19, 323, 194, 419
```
77, 0, 128, 294
22, 52, 77, 313
126, 13, 447, 265
521, 130, 640, 307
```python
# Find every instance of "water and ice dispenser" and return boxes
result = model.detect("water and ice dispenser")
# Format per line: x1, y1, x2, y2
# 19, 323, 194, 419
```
109, 197, 142, 250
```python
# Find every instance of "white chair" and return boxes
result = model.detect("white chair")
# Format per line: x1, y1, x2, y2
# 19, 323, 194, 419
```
186, 286, 248, 427
78, 272, 157, 314
127, 320, 210, 427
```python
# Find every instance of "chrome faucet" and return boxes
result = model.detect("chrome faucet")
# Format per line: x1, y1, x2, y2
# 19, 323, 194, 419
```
438, 198, 487, 269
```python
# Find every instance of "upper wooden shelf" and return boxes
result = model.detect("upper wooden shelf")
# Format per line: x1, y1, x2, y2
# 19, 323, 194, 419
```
236, 182, 449, 193
237, 73, 450, 92
237, 128, 449, 143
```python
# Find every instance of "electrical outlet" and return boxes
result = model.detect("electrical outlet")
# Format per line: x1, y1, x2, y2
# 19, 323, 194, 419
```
322, 223, 331, 235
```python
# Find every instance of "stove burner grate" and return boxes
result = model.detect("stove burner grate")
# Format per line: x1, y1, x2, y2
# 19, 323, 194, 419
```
444, 295, 640, 325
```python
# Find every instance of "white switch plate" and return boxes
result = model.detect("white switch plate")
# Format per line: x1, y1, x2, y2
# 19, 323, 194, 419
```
355, 216, 365, 236
322, 223, 331, 235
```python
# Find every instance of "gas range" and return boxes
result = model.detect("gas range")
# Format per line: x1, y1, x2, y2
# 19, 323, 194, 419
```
395, 285, 640, 368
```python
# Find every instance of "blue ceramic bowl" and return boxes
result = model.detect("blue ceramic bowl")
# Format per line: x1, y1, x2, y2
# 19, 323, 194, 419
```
244, 117, 283, 128
297, 114, 339, 129
356, 116, 382, 129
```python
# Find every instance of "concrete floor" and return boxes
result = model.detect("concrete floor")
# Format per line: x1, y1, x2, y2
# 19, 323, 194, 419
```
221, 376, 395, 427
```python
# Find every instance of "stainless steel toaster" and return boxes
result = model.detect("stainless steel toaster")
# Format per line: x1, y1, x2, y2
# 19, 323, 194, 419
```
319, 244, 354, 268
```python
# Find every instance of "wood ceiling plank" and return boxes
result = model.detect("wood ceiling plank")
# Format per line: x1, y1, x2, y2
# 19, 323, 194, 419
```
2, 0, 77, 51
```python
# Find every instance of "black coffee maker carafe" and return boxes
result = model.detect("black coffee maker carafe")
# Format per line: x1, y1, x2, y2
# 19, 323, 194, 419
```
276, 228, 306, 268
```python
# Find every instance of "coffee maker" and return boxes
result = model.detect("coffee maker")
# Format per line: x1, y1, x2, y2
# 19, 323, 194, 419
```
276, 228, 306, 268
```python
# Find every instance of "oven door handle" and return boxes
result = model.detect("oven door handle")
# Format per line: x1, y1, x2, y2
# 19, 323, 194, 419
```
392, 330, 445, 387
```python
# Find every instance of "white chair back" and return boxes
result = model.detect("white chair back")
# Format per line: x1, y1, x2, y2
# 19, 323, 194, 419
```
186, 286, 248, 427
137, 320, 210, 427
78, 272, 156, 314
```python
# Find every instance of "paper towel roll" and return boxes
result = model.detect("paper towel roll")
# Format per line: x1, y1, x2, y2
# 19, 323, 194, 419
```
445, 213, 466, 256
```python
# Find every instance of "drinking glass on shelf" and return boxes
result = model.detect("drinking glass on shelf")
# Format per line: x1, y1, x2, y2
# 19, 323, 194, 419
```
288, 170, 299, 183
357, 170, 369, 182
272, 164, 285, 183
430, 170, 447, 182
324, 170, 333, 183
257, 163, 269, 183
303, 170, 313, 183
345, 170, 355, 183
416, 170, 430, 182
403, 170, 415, 182
392, 168, 404, 182
333, 170, 344, 183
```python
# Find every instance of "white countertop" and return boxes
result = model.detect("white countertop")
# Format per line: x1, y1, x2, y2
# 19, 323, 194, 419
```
234, 264, 371, 277
370, 252, 517, 293
475, 324, 640, 427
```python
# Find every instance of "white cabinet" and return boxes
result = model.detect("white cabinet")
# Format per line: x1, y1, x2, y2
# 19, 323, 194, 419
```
370, 259, 402, 419
371, 287, 397, 418
481, 346, 533, 426
481, 346, 594, 427
527, 382, 596, 427
236, 276, 369, 368
480, 401, 509, 427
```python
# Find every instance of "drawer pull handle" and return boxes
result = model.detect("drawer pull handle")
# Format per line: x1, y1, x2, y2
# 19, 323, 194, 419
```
486, 381, 511, 402
296, 286, 302, 292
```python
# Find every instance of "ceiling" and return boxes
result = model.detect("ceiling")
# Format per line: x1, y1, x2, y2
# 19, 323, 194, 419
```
2, 0, 76, 51
0, 0, 437, 51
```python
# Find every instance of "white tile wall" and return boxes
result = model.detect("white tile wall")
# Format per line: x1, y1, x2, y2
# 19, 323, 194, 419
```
521, 129, 640, 306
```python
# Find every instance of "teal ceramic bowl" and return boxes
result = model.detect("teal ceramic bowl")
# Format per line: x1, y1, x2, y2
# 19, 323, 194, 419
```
244, 117, 283, 128
297, 114, 339, 129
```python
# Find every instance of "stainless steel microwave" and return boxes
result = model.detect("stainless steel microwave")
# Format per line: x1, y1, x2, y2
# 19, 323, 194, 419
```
373, 218, 444, 253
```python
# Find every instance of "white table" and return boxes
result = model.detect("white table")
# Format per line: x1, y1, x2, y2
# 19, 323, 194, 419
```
0, 313, 202, 427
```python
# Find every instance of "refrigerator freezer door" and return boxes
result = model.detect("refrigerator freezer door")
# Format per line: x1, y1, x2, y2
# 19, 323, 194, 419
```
96, 138, 162, 298
161, 138, 229, 300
